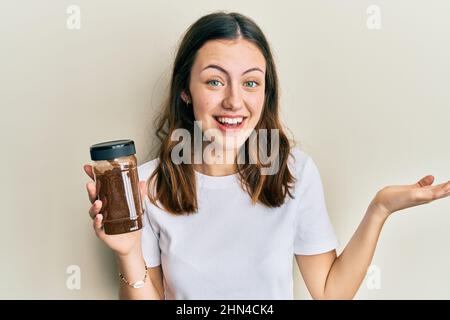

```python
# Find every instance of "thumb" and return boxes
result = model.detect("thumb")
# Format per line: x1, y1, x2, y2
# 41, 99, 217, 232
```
414, 175, 435, 188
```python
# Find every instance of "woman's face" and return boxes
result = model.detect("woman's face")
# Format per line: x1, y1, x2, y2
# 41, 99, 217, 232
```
186, 38, 266, 153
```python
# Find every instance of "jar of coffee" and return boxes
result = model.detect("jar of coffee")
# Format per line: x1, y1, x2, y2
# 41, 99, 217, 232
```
89, 139, 143, 235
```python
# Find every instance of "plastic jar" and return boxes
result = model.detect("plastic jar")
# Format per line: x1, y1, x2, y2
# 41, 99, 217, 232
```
89, 139, 143, 235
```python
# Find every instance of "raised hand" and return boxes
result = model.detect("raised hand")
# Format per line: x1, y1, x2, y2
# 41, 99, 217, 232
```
371, 175, 450, 219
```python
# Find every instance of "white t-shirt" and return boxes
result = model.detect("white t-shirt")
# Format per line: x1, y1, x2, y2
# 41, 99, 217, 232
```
137, 147, 339, 299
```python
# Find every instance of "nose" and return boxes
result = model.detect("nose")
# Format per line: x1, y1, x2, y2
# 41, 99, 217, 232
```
222, 82, 244, 111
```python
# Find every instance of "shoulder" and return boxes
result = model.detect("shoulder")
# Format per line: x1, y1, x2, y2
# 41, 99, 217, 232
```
137, 157, 160, 182
288, 147, 313, 180
288, 147, 326, 200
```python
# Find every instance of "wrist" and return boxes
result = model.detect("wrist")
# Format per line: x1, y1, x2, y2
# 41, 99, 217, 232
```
115, 246, 147, 289
119, 260, 148, 289
367, 199, 391, 223
116, 244, 142, 263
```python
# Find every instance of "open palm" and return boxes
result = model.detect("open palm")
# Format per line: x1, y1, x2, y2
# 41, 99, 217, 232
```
372, 175, 450, 219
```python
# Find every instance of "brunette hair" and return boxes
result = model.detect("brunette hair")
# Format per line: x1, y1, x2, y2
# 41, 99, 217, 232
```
147, 11, 296, 215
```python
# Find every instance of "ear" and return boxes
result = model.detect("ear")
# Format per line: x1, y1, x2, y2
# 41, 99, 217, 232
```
181, 91, 191, 103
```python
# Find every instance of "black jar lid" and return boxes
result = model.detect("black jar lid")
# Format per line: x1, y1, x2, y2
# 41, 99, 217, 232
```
90, 139, 136, 161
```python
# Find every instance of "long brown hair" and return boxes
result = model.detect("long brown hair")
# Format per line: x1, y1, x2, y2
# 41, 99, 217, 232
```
147, 11, 296, 215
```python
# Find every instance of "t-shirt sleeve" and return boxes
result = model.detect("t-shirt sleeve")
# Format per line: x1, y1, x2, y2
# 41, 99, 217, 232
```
293, 154, 339, 255
138, 161, 162, 268
141, 202, 162, 267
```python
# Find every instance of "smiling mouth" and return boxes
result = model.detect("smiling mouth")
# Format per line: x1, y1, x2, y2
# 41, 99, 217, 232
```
213, 116, 248, 131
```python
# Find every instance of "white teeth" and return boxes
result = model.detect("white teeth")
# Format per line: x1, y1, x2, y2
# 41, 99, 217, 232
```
217, 117, 243, 125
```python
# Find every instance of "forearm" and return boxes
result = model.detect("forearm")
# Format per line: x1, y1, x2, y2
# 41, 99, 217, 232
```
323, 201, 389, 299
116, 246, 162, 300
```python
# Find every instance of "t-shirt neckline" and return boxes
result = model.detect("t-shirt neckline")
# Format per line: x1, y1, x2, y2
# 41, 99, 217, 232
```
194, 169, 238, 189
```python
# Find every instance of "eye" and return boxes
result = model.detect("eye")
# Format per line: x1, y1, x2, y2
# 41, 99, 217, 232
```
244, 81, 259, 88
206, 79, 224, 87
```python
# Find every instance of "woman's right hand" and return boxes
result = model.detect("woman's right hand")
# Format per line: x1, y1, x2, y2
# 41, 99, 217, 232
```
83, 164, 146, 258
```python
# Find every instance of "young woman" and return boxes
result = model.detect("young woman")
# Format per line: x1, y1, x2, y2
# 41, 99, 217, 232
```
83, 11, 450, 300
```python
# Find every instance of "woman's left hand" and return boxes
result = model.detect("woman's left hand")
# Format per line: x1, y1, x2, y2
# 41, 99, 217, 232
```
371, 175, 450, 219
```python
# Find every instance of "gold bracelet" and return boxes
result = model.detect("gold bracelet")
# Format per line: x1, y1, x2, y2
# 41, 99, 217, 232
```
119, 261, 148, 289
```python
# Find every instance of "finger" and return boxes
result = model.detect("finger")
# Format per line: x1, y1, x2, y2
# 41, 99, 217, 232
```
415, 175, 434, 188
414, 180, 450, 203
436, 180, 450, 197
89, 200, 102, 219
422, 180, 450, 192
86, 181, 97, 204
93, 214, 106, 240
83, 164, 95, 181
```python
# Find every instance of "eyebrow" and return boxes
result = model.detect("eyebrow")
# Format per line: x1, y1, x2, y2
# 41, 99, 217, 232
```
201, 64, 264, 76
